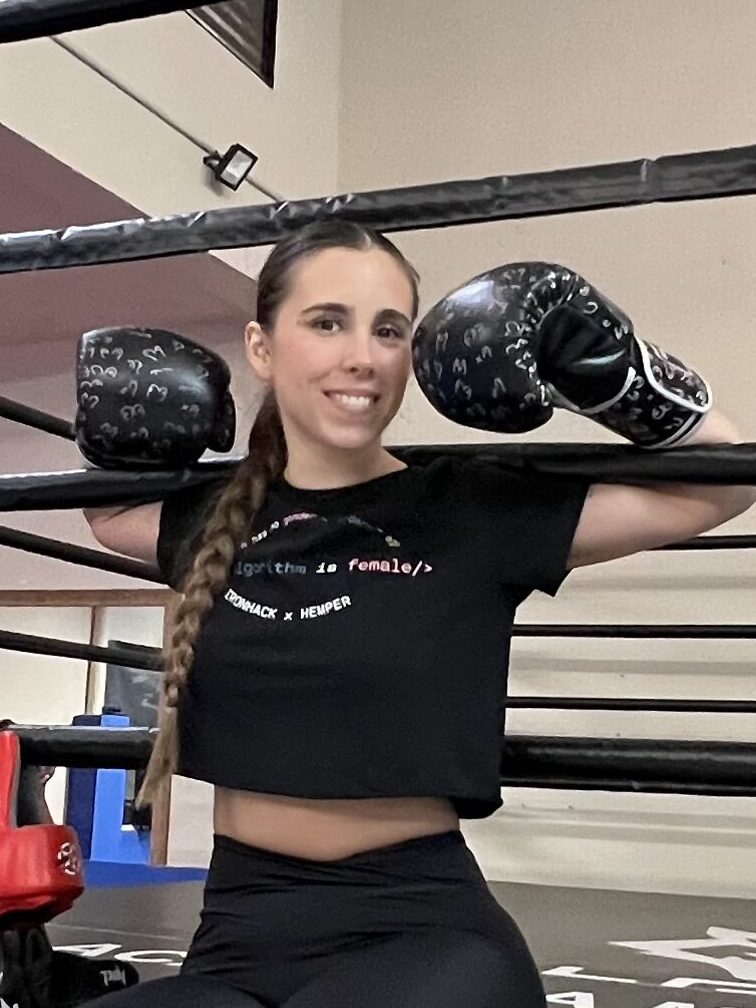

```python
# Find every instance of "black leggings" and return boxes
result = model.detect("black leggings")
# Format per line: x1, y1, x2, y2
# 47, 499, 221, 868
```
87, 830, 545, 1007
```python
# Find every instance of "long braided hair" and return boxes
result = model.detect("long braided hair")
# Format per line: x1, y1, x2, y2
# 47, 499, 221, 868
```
138, 221, 419, 805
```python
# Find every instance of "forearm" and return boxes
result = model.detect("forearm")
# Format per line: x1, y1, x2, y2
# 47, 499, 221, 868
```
686, 408, 747, 446
657, 408, 756, 521
83, 504, 134, 523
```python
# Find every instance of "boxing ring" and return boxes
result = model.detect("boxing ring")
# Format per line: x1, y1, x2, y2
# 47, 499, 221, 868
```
2, 1, 756, 1005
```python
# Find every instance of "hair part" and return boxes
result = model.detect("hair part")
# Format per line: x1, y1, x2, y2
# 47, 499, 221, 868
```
256, 220, 420, 331
138, 222, 418, 805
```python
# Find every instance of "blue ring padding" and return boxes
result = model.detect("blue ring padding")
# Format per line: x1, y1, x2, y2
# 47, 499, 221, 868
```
67, 714, 150, 864
84, 861, 207, 888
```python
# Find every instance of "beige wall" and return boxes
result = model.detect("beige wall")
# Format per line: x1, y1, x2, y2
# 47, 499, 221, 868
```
339, 0, 756, 896
0, 606, 89, 715
340, 0, 755, 184
1, 607, 91, 820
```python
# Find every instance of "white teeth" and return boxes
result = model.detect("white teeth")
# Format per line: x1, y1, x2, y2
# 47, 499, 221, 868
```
330, 394, 374, 411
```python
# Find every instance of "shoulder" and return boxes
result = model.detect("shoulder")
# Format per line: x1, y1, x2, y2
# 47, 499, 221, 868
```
157, 471, 233, 589
159, 471, 230, 527
411, 450, 584, 509
405, 452, 592, 566
404, 450, 591, 596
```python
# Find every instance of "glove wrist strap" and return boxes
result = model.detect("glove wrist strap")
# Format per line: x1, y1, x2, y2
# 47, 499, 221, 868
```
554, 335, 712, 449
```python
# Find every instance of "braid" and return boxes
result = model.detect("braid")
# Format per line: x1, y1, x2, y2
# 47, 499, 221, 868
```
137, 392, 286, 806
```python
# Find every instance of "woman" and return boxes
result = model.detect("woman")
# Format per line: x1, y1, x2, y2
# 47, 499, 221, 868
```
84, 221, 752, 1006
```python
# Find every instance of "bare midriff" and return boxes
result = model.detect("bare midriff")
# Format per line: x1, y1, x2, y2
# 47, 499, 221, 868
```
213, 788, 460, 861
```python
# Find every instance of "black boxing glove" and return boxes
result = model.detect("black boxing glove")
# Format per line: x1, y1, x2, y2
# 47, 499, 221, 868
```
413, 262, 711, 448
75, 326, 236, 470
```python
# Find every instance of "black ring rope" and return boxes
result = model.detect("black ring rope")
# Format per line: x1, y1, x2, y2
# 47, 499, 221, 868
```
0, 396, 74, 440
3, 145, 756, 274
0, 630, 753, 715
3, 622, 756, 672
9, 725, 756, 797
0, 525, 163, 583
505, 697, 756, 713
514, 624, 756, 639
0, 629, 161, 670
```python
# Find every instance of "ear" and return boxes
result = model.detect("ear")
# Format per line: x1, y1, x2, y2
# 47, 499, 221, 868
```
244, 321, 273, 383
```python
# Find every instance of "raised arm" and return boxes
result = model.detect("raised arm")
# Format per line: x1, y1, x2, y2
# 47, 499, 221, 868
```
567, 409, 755, 569
411, 261, 755, 571
76, 324, 235, 567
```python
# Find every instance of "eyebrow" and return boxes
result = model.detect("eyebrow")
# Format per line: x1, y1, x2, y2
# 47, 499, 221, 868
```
302, 303, 412, 327
302, 302, 349, 315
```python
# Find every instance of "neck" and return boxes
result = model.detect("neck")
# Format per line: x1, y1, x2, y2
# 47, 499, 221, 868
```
283, 439, 405, 490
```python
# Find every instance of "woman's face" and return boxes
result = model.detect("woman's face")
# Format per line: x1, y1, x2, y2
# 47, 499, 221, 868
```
246, 246, 415, 457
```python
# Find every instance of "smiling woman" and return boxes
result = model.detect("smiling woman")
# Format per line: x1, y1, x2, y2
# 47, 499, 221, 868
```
242, 246, 416, 482
83, 218, 563, 1005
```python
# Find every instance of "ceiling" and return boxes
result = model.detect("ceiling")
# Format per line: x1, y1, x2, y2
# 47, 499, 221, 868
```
0, 124, 257, 368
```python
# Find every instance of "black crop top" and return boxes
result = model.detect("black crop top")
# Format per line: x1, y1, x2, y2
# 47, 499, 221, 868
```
157, 455, 590, 819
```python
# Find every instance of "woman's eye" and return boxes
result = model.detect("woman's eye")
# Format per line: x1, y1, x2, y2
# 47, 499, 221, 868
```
377, 325, 404, 341
313, 317, 341, 333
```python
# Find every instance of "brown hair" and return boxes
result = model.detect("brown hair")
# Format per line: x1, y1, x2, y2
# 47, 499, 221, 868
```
138, 221, 419, 805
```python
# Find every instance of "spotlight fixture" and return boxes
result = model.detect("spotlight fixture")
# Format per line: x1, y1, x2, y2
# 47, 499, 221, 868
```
203, 143, 259, 191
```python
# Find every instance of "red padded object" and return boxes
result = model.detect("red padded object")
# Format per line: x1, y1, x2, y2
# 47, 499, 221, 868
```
0, 732, 84, 923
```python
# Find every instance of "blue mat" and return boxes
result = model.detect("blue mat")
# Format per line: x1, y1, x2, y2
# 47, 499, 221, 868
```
84, 860, 207, 888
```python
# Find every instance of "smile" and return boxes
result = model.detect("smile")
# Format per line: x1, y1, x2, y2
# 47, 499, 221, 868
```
324, 392, 379, 412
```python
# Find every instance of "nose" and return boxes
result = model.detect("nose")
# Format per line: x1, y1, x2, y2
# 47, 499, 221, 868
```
341, 330, 376, 373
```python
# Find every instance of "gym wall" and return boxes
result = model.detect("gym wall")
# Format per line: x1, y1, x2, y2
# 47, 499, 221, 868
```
0, 607, 91, 821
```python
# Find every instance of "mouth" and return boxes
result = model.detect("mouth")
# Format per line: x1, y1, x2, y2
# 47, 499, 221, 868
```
324, 391, 380, 414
